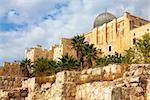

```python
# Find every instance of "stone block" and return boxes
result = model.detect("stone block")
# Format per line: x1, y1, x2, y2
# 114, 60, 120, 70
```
41, 83, 52, 91
134, 68, 144, 76
129, 77, 140, 83
112, 87, 123, 100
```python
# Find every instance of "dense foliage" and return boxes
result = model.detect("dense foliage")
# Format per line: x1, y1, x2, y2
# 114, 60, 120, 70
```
82, 43, 97, 68
124, 33, 150, 63
32, 58, 58, 76
96, 52, 126, 66
135, 33, 150, 63
20, 58, 32, 77
57, 53, 80, 70
71, 35, 86, 67
20, 54, 80, 77
72, 35, 98, 68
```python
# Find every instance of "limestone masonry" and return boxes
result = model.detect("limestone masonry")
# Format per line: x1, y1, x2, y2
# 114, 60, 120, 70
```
0, 64, 150, 100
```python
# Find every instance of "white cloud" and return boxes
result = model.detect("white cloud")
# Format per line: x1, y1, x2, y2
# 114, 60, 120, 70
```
0, 0, 67, 24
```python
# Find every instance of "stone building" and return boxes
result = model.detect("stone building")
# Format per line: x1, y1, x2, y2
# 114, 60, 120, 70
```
25, 38, 76, 62
84, 12, 150, 55
25, 45, 53, 62
53, 38, 76, 61
25, 12, 150, 61
0, 61, 23, 76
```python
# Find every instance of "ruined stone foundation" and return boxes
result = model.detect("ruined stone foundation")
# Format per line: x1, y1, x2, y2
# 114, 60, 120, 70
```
0, 64, 150, 100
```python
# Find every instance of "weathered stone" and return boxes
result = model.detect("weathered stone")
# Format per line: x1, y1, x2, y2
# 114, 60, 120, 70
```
112, 87, 123, 100
130, 83, 139, 87
129, 77, 140, 83
41, 82, 52, 91
134, 68, 144, 76
20, 88, 28, 97
0, 64, 150, 100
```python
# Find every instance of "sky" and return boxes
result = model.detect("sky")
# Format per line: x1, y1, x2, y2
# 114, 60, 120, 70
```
0, 0, 150, 65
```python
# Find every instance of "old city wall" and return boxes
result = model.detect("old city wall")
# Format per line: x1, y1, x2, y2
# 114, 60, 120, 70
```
0, 76, 27, 90
23, 64, 150, 100
0, 64, 150, 100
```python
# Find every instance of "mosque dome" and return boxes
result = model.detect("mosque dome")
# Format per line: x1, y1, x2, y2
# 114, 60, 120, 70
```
93, 12, 116, 28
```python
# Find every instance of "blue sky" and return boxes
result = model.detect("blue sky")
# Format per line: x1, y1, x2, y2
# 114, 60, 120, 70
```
0, 0, 150, 65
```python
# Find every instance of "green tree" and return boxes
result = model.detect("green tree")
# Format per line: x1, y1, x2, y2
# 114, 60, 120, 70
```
96, 56, 108, 66
57, 53, 80, 70
71, 35, 86, 66
135, 33, 150, 63
20, 58, 32, 77
48, 60, 59, 74
82, 43, 97, 68
33, 58, 58, 76
123, 33, 150, 63
111, 52, 125, 63
124, 48, 136, 63
96, 52, 126, 66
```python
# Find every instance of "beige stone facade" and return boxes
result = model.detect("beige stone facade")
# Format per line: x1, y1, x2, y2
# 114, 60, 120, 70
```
84, 12, 149, 55
25, 38, 76, 62
53, 38, 76, 61
0, 61, 23, 77
25, 45, 53, 62
130, 23, 150, 45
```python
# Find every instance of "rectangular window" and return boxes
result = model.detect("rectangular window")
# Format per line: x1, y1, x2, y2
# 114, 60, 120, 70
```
133, 38, 136, 44
130, 20, 133, 29
109, 46, 111, 52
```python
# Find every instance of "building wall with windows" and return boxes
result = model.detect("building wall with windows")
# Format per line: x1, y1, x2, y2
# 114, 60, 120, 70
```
130, 23, 150, 46
84, 12, 149, 55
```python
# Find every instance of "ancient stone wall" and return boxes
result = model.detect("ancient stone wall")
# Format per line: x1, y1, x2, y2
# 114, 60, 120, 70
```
0, 64, 150, 100
0, 76, 27, 90
0, 76, 28, 100
75, 64, 150, 100
76, 81, 114, 100
0, 62, 23, 77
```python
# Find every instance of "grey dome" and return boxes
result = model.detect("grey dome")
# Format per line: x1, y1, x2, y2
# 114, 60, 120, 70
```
93, 12, 116, 28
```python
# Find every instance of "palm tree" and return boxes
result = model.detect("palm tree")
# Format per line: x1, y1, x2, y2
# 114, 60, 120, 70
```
32, 57, 59, 76
57, 53, 80, 70
32, 57, 49, 76
82, 43, 97, 68
20, 58, 32, 77
48, 60, 59, 74
71, 35, 86, 66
